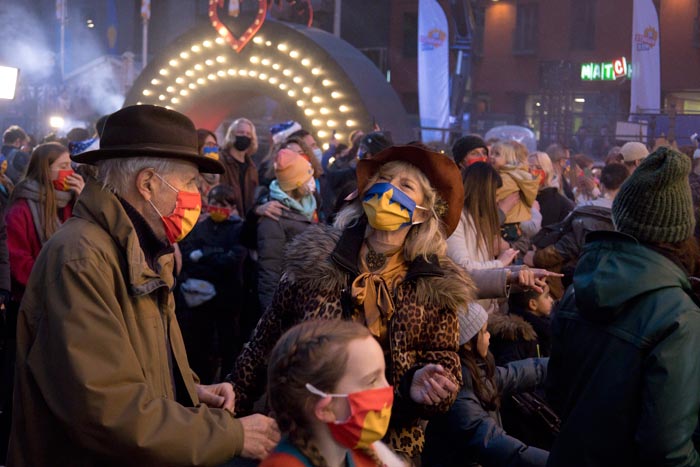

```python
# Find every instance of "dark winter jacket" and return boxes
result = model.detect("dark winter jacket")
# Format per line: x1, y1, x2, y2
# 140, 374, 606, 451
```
257, 209, 314, 311
546, 231, 700, 467
228, 220, 475, 458
423, 358, 549, 467
532, 204, 613, 298
536, 187, 574, 228
489, 308, 550, 367
177, 215, 247, 305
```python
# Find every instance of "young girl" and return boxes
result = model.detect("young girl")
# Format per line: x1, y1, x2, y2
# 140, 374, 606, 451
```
490, 141, 539, 242
423, 303, 549, 467
6, 142, 83, 302
263, 319, 405, 467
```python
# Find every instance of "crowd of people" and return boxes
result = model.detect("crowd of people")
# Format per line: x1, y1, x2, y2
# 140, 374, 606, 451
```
0, 103, 699, 467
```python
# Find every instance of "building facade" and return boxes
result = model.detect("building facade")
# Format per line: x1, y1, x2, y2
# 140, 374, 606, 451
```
388, 0, 700, 150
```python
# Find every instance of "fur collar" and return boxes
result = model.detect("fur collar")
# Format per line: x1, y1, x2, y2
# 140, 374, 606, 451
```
488, 310, 538, 341
283, 222, 475, 311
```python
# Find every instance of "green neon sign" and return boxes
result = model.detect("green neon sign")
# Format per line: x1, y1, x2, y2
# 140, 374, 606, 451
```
581, 57, 631, 81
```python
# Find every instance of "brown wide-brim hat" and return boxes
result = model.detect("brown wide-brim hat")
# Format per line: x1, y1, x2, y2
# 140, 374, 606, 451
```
356, 145, 464, 236
72, 104, 224, 174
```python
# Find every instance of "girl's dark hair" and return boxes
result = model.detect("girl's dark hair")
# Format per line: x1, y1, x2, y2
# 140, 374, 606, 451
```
196, 128, 217, 154
267, 320, 379, 467
462, 162, 503, 258
11, 142, 68, 240
459, 340, 500, 411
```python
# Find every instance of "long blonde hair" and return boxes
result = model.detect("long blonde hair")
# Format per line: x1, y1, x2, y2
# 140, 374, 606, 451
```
334, 160, 447, 260
528, 151, 554, 188
492, 141, 518, 168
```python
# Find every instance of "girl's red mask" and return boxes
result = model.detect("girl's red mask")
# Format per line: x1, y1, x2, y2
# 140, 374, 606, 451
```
52, 169, 74, 191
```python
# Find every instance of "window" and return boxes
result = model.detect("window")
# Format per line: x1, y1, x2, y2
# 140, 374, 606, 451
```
570, 0, 596, 50
402, 13, 418, 58
513, 3, 538, 55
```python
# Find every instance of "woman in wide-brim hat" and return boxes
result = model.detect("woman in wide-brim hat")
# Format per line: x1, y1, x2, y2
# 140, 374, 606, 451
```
227, 144, 476, 460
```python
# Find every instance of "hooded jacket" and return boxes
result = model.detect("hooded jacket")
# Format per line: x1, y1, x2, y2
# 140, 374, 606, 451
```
546, 231, 700, 467
8, 181, 243, 466
228, 221, 475, 458
496, 168, 540, 224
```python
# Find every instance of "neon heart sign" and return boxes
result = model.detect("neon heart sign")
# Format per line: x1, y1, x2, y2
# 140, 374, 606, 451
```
209, 0, 267, 53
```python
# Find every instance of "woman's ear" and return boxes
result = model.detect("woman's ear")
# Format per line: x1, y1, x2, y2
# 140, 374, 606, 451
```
313, 396, 337, 424
135, 168, 157, 201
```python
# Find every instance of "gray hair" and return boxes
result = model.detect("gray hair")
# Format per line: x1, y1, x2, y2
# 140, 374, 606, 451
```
96, 157, 181, 196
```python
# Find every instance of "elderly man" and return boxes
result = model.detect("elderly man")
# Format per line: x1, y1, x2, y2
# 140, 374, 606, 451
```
8, 105, 279, 466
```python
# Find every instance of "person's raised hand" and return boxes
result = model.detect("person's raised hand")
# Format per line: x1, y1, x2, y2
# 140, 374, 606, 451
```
239, 414, 281, 460
497, 248, 519, 266
65, 172, 85, 195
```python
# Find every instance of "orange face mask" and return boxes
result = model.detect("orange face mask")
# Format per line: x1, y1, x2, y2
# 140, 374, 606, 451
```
148, 174, 201, 243
530, 168, 546, 186
207, 205, 232, 223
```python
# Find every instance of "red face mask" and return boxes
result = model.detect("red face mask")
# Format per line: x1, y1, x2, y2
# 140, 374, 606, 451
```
306, 383, 394, 450
530, 168, 546, 186
207, 205, 232, 223
148, 174, 202, 244
466, 155, 489, 166
52, 169, 74, 191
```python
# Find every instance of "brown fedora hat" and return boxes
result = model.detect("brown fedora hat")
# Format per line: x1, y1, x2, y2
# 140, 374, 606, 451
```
356, 145, 464, 236
72, 105, 224, 174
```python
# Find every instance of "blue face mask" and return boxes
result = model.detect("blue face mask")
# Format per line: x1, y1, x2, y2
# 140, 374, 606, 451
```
203, 145, 219, 158
312, 147, 323, 161
362, 182, 427, 231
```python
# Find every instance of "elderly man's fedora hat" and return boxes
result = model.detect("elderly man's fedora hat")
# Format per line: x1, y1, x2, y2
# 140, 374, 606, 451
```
72, 105, 224, 174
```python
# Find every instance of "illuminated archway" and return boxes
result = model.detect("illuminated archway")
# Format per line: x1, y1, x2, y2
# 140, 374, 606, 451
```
125, 20, 413, 145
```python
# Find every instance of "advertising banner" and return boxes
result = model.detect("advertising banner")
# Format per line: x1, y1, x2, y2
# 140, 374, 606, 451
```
630, 0, 660, 114
418, 0, 450, 143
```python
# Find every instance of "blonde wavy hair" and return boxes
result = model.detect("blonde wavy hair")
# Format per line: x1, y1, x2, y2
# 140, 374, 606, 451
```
334, 160, 447, 260
223, 117, 258, 156
492, 141, 518, 168
528, 151, 555, 187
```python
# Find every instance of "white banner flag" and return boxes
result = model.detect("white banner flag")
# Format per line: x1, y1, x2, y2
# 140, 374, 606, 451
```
630, 0, 660, 114
56, 0, 65, 21
141, 0, 151, 20
418, 0, 450, 143
229, 0, 240, 17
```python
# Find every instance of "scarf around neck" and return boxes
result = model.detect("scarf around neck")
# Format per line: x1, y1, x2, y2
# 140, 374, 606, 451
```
13, 179, 73, 245
269, 179, 317, 221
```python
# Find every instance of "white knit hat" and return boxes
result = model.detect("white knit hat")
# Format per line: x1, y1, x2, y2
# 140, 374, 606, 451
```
458, 303, 489, 345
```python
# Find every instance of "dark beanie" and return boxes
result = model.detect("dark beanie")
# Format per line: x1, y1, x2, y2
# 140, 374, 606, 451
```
452, 135, 488, 166
612, 147, 695, 243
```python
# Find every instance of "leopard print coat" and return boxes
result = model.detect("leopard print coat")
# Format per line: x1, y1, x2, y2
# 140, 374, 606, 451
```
227, 221, 476, 458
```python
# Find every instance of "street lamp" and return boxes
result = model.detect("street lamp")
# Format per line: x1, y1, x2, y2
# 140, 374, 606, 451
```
0, 66, 19, 100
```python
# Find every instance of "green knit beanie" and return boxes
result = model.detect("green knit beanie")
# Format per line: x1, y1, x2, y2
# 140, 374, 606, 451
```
612, 146, 695, 243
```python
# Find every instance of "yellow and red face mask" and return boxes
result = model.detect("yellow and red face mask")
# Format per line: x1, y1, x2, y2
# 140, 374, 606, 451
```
207, 205, 232, 223
361, 182, 427, 231
148, 174, 201, 243
306, 383, 394, 450
52, 169, 75, 191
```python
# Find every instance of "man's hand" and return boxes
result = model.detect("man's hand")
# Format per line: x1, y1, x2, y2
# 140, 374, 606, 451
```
239, 414, 281, 460
410, 364, 458, 405
196, 383, 235, 412
255, 201, 288, 221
